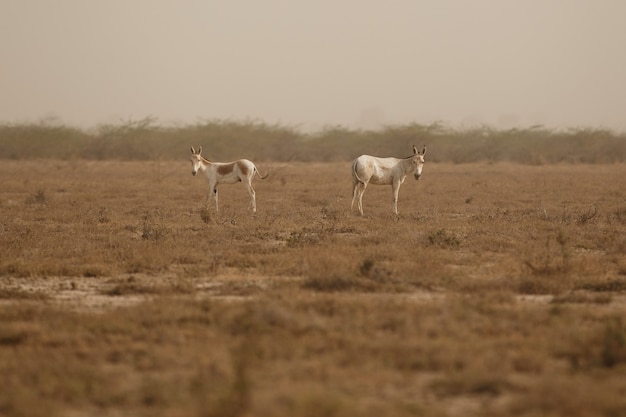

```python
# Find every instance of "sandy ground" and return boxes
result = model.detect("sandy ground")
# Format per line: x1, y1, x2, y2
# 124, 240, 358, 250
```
4, 272, 626, 314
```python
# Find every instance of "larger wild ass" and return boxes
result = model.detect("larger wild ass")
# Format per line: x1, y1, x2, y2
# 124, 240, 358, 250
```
190, 146, 267, 213
351, 145, 427, 215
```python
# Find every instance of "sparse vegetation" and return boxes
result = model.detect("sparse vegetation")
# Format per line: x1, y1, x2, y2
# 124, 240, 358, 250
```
25, 189, 47, 205
0, 149, 625, 416
427, 228, 461, 248
1, 119, 625, 163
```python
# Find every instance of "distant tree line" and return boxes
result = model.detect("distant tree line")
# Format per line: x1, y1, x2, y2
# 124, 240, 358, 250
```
1, 117, 625, 163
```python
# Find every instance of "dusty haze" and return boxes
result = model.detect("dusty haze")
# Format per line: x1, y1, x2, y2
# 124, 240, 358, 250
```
2, 0, 625, 131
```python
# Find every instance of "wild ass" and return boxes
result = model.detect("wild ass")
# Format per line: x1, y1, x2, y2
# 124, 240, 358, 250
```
190, 146, 267, 213
351, 145, 427, 215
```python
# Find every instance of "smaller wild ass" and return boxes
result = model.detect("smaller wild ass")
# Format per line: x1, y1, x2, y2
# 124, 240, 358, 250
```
190, 146, 267, 213
351, 145, 427, 215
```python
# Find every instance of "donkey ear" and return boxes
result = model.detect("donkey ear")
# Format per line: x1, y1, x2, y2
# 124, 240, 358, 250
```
413, 145, 418, 155
198, 146, 202, 154
191, 146, 196, 154
421, 145, 427, 156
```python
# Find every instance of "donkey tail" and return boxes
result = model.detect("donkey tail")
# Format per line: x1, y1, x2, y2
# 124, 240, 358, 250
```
352, 159, 365, 185
255, 167, 269, 180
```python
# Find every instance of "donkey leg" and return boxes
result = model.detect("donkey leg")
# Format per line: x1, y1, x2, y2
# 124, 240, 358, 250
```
357, 183, 367, 215
392, 182, 401, 215
351, 181, 359, 212
246, 183, 257, 212
213, 187, 219, 213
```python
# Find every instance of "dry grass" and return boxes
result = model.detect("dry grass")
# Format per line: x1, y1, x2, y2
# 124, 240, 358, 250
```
1, 160, 626, 416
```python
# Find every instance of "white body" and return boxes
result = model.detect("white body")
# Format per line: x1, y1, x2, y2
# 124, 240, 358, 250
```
190, 146, 267, 213
351, 145, 426, 215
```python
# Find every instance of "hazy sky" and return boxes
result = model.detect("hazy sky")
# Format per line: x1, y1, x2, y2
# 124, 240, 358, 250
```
2, 0, 625, 131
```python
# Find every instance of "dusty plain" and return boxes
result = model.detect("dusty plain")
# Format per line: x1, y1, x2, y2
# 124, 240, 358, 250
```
1, 159, 626, 417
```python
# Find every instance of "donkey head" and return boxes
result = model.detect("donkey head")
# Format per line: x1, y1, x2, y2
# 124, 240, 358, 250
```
190, 146, 203, 176
412, 145, 427, 180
